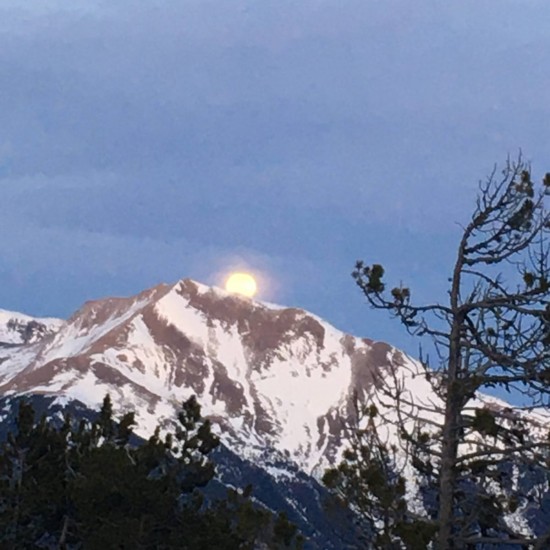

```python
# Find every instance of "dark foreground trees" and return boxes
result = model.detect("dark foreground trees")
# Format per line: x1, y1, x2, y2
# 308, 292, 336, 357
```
323, 399, 436, 549
0, 395, 302, 549
326, 158, 550, 549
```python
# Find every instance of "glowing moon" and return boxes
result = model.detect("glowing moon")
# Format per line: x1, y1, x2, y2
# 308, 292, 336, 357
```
225, 272, 258, 297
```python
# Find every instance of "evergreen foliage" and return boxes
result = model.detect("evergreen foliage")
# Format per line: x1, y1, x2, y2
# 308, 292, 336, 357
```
323, 399, 436, 549
0, 395, 303, 549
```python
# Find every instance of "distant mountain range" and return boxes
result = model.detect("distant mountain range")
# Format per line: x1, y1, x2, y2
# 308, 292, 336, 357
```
0, 278, 547, 548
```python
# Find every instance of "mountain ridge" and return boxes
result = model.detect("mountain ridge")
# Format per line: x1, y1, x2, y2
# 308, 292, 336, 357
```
0, 279, 416, 475
0, 277, 548, 546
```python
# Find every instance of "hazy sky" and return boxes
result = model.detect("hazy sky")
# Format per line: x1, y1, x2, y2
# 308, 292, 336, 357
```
1, 0, 549, 356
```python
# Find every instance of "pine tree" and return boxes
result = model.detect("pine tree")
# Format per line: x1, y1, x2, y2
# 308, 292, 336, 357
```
0, 394, 304, 549
333, 157, 550, 548
323, 399, 435, 549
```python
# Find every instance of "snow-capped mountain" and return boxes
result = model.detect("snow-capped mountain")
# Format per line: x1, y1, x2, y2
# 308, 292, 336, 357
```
0, 278, 413, 478
0, 278, 547, 547
0, 309, 63, 346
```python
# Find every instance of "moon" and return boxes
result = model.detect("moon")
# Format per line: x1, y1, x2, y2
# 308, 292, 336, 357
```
225, 272, 258, 297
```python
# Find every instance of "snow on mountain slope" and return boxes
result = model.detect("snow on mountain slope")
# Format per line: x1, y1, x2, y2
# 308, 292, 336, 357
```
0, 279, 420, 476
0, 310, 65, 388
0, 309, 64, 345
0, 277, 545, 491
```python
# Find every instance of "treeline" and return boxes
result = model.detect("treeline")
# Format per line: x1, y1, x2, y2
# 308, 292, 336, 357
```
0, 394, 303, 549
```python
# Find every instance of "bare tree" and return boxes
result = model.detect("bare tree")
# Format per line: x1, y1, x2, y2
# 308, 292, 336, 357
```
346, 157, 550, 548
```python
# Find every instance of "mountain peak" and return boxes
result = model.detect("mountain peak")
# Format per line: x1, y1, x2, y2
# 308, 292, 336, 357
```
0, 278, 547, 546
0, 309, 64, 346
0, 277, 407, 474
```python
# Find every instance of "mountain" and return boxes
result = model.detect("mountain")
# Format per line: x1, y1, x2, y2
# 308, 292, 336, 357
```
0, 278, 547, 547
0, 278, 413, 476
0, 309, 63, 346
0, 278, 392, 547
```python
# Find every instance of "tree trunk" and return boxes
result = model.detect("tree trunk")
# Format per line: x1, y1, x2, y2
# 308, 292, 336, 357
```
437, 380, 461, 549
437, 249, 465, 550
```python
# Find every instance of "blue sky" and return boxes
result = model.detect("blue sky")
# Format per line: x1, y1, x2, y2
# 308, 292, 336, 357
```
1, 0, 549, 358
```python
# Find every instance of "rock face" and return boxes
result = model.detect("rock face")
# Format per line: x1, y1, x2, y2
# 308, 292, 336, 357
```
0, 278, 413, 478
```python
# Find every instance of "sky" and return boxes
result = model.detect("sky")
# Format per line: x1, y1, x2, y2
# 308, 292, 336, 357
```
1, 0, 549, 359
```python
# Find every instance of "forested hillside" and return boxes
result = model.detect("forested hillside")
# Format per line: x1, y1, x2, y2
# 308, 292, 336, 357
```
0, 395, 303, 549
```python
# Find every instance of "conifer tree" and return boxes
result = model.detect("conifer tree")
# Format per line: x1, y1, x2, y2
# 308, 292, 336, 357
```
0, 394, 303, 549
323, 399, 436, 549
329, 157, 550, 548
